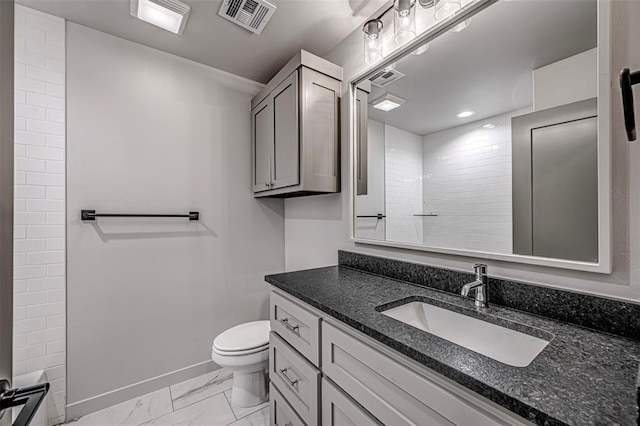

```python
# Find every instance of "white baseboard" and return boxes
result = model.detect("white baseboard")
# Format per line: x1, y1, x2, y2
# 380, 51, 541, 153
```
65, 360, 219, 421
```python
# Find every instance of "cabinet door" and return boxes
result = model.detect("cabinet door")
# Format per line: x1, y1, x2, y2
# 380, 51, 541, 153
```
300, 67, 341, 192
322, 378, 381, 426
271, 383, 305, 426
272, 71, 300, 189
252, 96, 274, 192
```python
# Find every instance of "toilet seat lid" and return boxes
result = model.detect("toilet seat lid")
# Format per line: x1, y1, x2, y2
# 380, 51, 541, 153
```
213, 320, 270, 352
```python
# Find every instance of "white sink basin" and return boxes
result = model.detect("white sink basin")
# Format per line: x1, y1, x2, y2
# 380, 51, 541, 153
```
381, 301, 550, 367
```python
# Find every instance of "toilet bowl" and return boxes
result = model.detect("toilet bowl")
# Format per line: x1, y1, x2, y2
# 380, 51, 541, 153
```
212, 320, 270, 408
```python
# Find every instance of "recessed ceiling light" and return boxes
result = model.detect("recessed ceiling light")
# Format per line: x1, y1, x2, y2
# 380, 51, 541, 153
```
370, 94, 406, 112
483, 123, 495, 129
457, 110, 475, 118
130, 0, 191, 34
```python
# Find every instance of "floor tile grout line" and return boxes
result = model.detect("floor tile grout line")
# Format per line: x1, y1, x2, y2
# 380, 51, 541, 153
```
60, 373, 237, 425
223, 392, 237, 425
223, 389, 269, 422
169, 383, 233, 414
223, 391, 240, 421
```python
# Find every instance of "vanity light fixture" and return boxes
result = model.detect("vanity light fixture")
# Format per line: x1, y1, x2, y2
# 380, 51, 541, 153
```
483, 123, 495, 129
434, 0, 461, 21
370, 94, 406, 112
418, 0, 435, 8
457, 110, 475, 118
394, 0, 417, 45
130, 0, 191, 34
363, 19, 384, 65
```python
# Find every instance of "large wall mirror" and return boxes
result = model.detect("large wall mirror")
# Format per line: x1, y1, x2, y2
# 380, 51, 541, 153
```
351, 0, 611, 273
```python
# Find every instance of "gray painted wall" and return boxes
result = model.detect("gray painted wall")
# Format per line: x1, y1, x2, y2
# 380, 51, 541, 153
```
0, 1, 14, 411
284, 0, 640, 301
66, 23, 284, 415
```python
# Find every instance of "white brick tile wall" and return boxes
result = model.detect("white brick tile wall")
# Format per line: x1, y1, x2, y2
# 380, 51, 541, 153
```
422, 110, 529, 254
384, 125, 424, 245
13, 5, 66, 425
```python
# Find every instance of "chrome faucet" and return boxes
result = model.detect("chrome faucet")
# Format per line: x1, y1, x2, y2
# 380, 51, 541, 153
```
461, 264, 488, 308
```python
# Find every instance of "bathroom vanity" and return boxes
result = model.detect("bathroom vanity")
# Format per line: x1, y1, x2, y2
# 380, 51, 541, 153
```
266, 251, 640, 426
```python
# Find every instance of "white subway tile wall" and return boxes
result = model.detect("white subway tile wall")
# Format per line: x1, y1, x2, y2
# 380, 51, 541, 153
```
13, 5, 66, 425
421, 110, 529, 254
385, 125, 424, 245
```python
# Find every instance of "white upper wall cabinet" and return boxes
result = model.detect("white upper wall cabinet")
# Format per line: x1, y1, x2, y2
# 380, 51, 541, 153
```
252, 50, 343, 198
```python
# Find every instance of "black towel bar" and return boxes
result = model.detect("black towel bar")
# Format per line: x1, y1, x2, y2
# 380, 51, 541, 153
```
620, 68, 640, 141
81, 210, 199, 221
356, 214, 386, 220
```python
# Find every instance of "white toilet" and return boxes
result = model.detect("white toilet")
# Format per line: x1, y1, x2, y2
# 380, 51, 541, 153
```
211, 320, 270, 408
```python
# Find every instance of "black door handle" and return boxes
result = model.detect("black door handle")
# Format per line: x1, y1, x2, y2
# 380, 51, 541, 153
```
620, 68, 640, 141
0, 380, 49, 426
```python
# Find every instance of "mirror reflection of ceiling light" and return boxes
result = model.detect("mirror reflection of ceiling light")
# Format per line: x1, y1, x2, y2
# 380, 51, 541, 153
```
450, 18, 471, 32
483, 123, 495, 129
434, 0, 461, 21
412, 43, 430, 55
371, 94, 406, 112
457, 110, 475, 118
130, 0, 191, 34
363, 19, 384, 65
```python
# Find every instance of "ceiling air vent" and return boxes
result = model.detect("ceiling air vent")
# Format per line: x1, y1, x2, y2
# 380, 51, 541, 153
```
369, 69, 405, 88
218, 0, 277, 35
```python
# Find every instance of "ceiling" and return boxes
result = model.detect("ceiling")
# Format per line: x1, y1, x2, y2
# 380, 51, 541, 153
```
18, 0, 388, 83
368, 0, 597, 136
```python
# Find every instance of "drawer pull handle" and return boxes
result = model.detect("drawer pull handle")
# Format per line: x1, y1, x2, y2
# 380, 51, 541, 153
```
279, 368, 299, 387
280, 318, 299, 332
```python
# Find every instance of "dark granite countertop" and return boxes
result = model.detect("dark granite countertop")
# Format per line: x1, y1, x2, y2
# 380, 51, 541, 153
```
266, 265, 640, 426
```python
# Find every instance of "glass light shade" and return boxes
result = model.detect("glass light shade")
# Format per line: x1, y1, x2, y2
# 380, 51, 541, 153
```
450, 18, 471, 32
434, 0, 461, 21
363, 19, 384, 65
137, 0, 183, 33
412, 43, 430, 55
394, 0, 417, 45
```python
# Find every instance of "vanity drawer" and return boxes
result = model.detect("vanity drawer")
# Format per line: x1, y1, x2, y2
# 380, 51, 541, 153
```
270, 290, 321, 366
270, 382, 306, 426
270, 332, 320, 425
322, 377, 381, 426
322, 321, 529, 426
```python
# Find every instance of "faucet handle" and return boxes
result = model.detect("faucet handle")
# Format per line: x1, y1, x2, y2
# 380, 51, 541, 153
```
473, 263, 487, 274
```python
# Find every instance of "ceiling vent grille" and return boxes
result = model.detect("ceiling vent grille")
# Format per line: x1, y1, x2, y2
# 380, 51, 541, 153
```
369, 69, 405, 88
218, 0, 277, 35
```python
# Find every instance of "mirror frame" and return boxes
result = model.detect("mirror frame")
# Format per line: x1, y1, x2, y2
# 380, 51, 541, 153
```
349, 0, 612, 273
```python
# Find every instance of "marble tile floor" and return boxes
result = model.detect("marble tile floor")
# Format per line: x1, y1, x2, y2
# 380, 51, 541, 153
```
63, 369, 269, 426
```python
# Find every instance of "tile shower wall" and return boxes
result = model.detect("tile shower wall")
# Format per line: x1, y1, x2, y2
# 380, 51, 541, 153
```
13, 5, 66, 425
421, 110, 525, 253
384, 124, 423, 244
